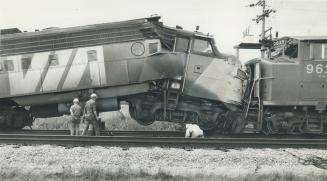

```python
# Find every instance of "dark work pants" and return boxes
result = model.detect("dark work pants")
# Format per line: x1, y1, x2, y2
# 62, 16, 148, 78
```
81, 116, 100, 136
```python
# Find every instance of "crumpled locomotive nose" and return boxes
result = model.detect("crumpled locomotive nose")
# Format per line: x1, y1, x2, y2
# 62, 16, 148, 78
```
0, 15, 246, 132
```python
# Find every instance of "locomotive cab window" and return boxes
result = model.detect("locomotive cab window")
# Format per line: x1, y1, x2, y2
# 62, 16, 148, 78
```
284, 43, 298, 58
87, 50, 98, 62
149, 42, 158, 54
4, 60, 14, 71
21, 57, 32, 70
310, 43, 327, 60
271, 39, 298, 59
175, 37, 189, 52
48, 54, 59, 66
192, 39, 213, 55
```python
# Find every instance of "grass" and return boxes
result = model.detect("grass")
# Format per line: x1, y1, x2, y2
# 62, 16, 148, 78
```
0, 167, 326, 181
30, 104, 183, 131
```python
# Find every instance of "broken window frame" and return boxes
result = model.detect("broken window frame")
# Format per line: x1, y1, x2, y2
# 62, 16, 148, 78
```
271, 38, 299, 59
284, 42, 298, 59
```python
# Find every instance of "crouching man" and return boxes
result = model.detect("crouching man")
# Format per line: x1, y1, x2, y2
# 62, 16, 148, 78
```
69, 98, 82, 136
185, 124, 204, 138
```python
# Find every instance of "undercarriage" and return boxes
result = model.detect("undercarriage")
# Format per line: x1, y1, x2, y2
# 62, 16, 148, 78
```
262, 107, 327, 134
0, 101, 33, 130
127, 90, 327, 134
1, 78, 326, 134
242, 105, 327, 134
127, 92, 245, 133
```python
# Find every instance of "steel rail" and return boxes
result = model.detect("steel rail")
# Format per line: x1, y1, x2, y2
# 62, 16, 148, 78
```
0, 130, 185, 137
1, 130, 327, 139
0, 134, 326, 149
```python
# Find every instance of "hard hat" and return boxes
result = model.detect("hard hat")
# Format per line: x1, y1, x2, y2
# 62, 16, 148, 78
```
73, 98, 79, 103
91, 93, 97, 98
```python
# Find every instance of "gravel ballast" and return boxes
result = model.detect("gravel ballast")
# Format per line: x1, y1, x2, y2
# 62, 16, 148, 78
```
0, 145, 327, 180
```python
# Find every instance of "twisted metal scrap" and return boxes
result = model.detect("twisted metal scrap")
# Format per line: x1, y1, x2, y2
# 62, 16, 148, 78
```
283, 150, 327, 170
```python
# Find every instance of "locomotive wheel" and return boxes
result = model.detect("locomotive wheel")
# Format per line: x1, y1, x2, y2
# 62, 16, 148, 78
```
134, 108, 155, 125
209, 111, 246, 134
0, 105, 33, 130
129, 104, 155, 126
198, 111, 219, 131
262, 118, 278, 135
222, 111, 246, 134
231, 115, 246, 134
135, 118, 155, 126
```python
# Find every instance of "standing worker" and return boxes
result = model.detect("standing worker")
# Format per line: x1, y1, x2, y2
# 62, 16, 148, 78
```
81, 93, 100, 136
69, 98, 82, 136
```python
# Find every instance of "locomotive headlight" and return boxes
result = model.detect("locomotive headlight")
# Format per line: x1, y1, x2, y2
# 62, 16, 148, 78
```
174, 76, 182, 81
170, 82, 181, 90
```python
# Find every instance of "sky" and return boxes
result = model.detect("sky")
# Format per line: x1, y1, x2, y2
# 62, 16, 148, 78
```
0, 0, 326, 60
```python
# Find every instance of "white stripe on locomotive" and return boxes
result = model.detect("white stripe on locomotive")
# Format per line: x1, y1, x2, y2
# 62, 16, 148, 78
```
42, 49, 72, 92
7, 45, 106, 95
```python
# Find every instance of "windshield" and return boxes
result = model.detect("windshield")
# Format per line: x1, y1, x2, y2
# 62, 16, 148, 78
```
193, 39, 213, 54
175, 37, 189, 52
271, 39, 298, 59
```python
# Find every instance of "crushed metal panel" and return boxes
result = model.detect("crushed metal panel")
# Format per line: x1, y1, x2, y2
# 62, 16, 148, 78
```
184, 54, 243, 104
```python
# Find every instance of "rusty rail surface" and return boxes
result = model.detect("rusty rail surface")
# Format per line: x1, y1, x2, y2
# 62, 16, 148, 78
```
0, 134, 326, 149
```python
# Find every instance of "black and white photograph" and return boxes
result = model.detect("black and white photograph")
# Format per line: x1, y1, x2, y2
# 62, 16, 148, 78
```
0, 0, 327, 180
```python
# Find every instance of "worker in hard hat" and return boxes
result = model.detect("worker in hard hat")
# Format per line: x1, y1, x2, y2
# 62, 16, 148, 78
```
69, 98, 82, 136
81, 93, 100, 136
185, 124, 204, 138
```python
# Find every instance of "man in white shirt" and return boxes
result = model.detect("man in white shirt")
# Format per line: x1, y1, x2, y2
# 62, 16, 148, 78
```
69, 98, 82, 136
185, 124, 204, 138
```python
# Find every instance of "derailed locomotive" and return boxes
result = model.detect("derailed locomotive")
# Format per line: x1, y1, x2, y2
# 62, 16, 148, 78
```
0, 16, 326, 134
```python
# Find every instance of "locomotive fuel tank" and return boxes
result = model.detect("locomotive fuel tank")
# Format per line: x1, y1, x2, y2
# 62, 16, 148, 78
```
30, 97, 119, 118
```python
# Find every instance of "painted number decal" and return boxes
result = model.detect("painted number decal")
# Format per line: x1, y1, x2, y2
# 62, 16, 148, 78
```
306, 64, 314, 74
306, 64, 327, 74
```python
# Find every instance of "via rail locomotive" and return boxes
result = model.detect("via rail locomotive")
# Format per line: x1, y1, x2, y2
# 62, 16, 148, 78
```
0, 16, 326, 134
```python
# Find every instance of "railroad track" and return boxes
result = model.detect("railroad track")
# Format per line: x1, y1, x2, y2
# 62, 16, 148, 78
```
0, 134, 326, 149
1, 129, 327, 139
0, 130, 185, 137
